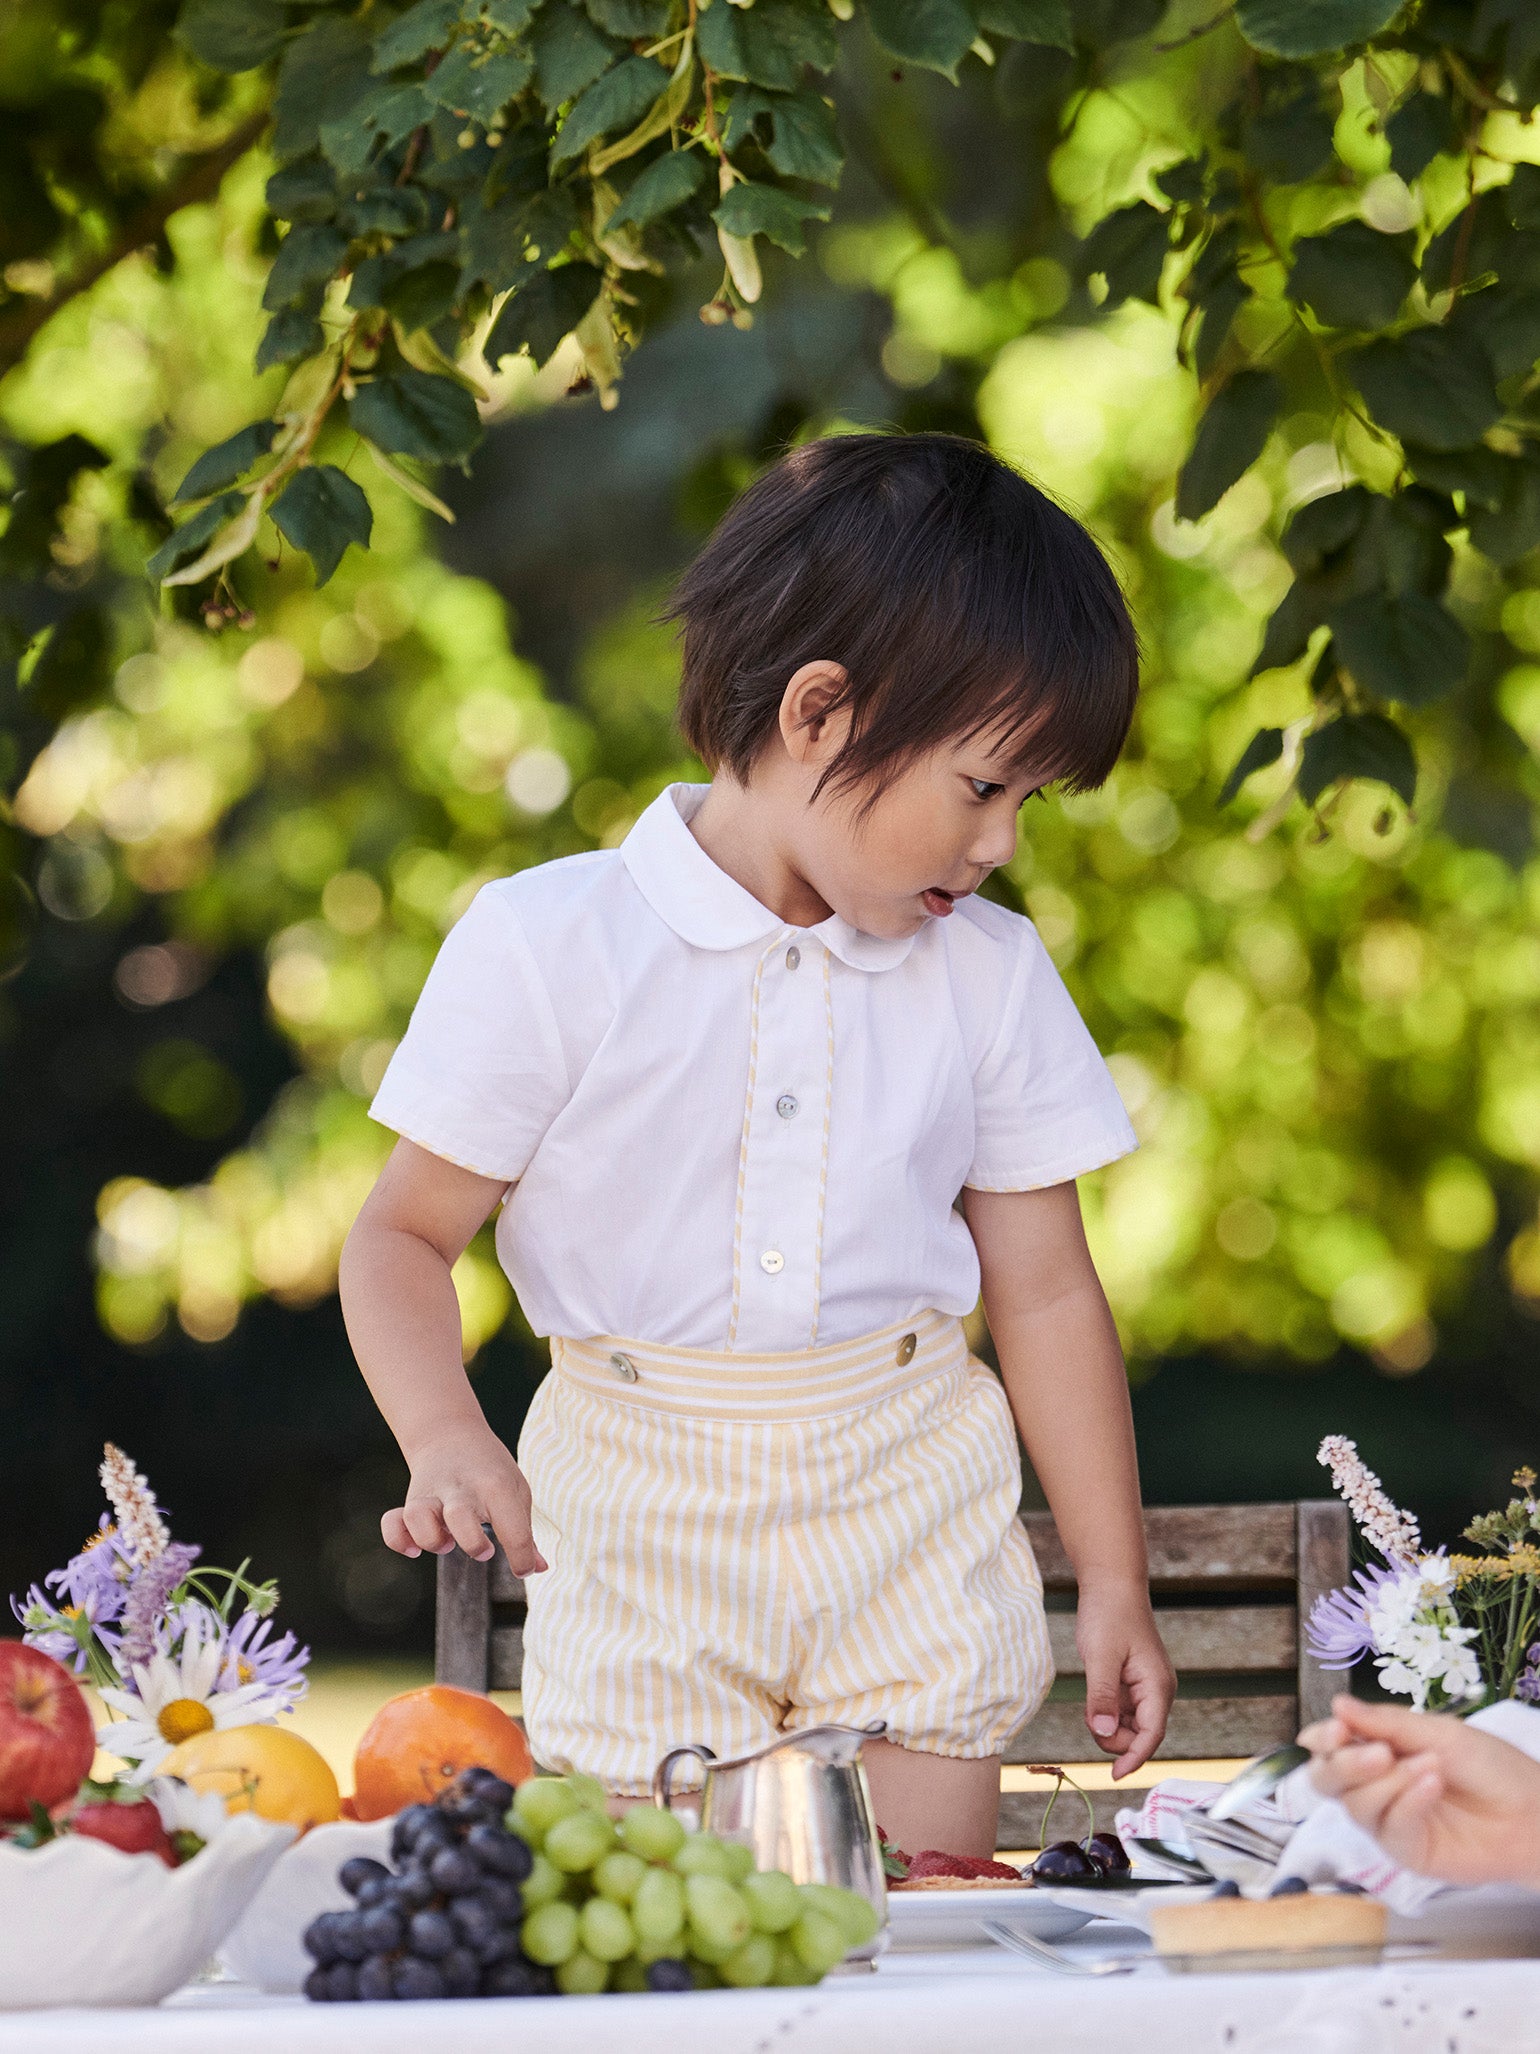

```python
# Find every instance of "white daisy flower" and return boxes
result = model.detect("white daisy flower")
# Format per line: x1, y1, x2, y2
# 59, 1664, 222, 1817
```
96, 1608, 290, 1781
145, 1775, 234, 1850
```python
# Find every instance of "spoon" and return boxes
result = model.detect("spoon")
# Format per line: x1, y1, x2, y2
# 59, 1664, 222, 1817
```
1205, 1742, 1311, 1823
983, 1922, 1138, 1977
1130, 1837, 1213, 1882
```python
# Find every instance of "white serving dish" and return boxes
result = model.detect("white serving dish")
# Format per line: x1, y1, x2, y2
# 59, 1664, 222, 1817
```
217, 1815, 394, 1992
885, 1884, 1092, 1949
0, 1813, 294, 2009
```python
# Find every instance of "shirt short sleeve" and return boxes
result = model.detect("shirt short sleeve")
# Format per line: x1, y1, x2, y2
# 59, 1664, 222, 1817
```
965, 920, 1136, 1191
369, 883, 570, 1182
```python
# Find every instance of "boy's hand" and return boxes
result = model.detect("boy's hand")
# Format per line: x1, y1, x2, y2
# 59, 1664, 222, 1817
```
1301, 1694, 1540, 1887
1075, 1582, 1173, 1779
382, 1426, 548, 1577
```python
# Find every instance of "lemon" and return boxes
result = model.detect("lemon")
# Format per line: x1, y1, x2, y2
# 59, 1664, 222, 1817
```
159, 1722, 340, 1834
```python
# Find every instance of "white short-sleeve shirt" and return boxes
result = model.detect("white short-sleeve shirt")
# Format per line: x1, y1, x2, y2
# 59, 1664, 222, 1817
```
370, 783, 1135, 1352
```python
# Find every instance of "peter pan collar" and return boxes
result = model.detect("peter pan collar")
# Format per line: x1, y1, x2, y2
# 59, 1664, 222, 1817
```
621, 784, 916, 973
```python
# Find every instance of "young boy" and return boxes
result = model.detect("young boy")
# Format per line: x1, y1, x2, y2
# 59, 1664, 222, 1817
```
340, 431, 1174, 1856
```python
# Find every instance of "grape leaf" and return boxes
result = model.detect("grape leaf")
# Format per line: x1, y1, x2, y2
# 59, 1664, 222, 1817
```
696, 0, 839, 90
865, 0, 977, 78
254, 310, 324, 373
531, 1, 618, 113
349, 369, 483, 464
1218, 726, 1285, 805
724, 88, 843, 186
1385, 91, 1457, 182
270, 465, 374, 586
1287, 221, 1415, 329
1348, 329, 1501, 452
261, 224, 347, 313
552, 57, 669, 167
371, 0, 462, 72
1175, 370, 1283, 521
483, 262, 604, 366
1467, 456, 1540, 568
713, 181, 832, 256
172, 421, 278, 504
426, 41, 534, 124
1235, 0, 1404, 58
605, 149, 707, 231
1329, 590, 1469, 705
1298, 713, 1416, 807
176, 0, 285, 73
583, 0, 671, 34
1082, 200, 1170, 308
973, 0, 1074, 47
145, 491, 244, 584
273, 16, 374, 162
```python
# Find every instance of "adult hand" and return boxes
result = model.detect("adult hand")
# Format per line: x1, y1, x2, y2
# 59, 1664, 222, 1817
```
1301, 1693, 1540, 1887
1075, 1582, 1174, 1779
382, 1425, 547, 1576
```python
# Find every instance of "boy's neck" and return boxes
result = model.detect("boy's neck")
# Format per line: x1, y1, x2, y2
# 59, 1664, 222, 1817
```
687, 774, 834, 930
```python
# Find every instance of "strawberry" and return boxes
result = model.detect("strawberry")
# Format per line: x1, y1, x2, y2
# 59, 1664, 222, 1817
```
902, 1848, 1023, 1881
68, 1792, 176, 1866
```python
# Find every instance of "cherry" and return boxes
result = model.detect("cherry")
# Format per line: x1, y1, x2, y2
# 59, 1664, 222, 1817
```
1030, 1838, 1099, 1881
1083, 1832, 1130, 1876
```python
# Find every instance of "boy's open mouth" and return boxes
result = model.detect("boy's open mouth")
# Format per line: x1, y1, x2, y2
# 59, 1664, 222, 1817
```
921, 887, 957, 917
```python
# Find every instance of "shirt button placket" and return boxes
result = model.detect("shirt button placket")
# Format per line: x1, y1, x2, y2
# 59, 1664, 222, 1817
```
734, 934, 823, 1349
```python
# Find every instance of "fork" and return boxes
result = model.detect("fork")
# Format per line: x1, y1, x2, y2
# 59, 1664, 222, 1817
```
982, 1922, 1138, 1976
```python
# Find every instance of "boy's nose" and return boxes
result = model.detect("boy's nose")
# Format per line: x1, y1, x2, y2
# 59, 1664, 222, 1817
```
971, 818, 1020, 871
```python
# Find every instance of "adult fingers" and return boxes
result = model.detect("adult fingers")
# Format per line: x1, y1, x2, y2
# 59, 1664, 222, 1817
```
1332, 1694, 1451, 1755
1298, 1715, 1348, 1757
381, 1507, 421, 1559
1334, 1754, 1439, 1837
402, 1496, 455, 1556
485, 1479, 548, 1578
1310, 1739, 1395, 1800
440, 1493, 497, 1562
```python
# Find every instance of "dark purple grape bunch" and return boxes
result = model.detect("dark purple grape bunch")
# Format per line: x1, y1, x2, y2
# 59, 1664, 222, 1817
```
303, 1767, 553, 2003
1029, 1831, 1132, 1882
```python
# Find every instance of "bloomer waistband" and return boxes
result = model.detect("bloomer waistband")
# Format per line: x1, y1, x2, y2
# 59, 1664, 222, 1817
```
549, 1308, 968, 1423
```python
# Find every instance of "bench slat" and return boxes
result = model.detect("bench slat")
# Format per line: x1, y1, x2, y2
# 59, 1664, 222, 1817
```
489, 1624, 525, 1693
1009, 1693, 1299, 1762
1047, 1604, 1296, 1676
996, 1786, 1127, 1849
1022, 1504, 1298, 1589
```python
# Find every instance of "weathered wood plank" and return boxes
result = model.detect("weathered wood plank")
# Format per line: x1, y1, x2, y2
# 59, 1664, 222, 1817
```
1008, 1694, 1299, 1763
490, 1548, 525, 1605
1022, 1505, 1298, 1589
489, 1623, 525, 1693
996, 1786, 1126, 1850
435, 1550, 491, 1692
1296, 1498, 1352, 1725
1046, 1605, 1296, 1676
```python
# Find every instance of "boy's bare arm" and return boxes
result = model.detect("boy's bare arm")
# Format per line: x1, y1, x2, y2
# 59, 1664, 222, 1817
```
963, 1182, 1173, 1777
339, 1138, 547, 1576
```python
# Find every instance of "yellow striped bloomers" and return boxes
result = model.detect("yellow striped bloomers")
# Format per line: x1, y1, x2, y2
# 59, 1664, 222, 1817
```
517, 1308, 1054, 1793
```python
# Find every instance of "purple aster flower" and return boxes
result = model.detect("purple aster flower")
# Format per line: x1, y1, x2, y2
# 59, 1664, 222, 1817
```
46, 1517, 136, 1624
1306, 1563, 1402, 1671
117, 1541, 201, 1672
220, 1608, 310, 1701
11, 1582, 120, 1675
1516, 1644, 1540, 1706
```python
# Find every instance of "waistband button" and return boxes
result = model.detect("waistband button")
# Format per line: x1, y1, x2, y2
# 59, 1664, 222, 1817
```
609, 1352, 639, 1383
896, 1332, 917, 1366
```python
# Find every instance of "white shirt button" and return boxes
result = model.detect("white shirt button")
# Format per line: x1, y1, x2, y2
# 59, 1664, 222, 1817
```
776, 1093, 799, 1120
608, 1351, 638, 1383
760, 1250, 785, 1275
785, 946, 800, 971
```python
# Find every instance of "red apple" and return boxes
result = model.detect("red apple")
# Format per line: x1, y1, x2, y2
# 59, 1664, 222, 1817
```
69, 1794, 176, 1866
0, 1641, 96, 1820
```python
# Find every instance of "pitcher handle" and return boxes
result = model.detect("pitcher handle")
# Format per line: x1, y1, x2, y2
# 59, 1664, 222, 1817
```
653, 1743, 717, 1810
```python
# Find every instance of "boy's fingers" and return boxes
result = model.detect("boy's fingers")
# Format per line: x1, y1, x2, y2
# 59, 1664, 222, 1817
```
485, 1484, 548, 1578
1112, 1694, 1165, 1778
381, 1507, 421, 1558
403, 1498, 455, 1555
1082, 1657, 1125, 1747
441, 1494, 496, 1562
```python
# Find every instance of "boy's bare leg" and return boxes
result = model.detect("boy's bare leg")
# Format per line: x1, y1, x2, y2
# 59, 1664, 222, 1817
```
859, 1740, 1002, 1860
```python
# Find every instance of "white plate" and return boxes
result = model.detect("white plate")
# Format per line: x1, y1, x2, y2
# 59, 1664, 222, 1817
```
885, 1885, 1092, 1949
218, 1816, 395, 1992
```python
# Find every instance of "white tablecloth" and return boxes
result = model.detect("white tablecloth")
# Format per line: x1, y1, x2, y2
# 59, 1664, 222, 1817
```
3, 1922, 1536, 2054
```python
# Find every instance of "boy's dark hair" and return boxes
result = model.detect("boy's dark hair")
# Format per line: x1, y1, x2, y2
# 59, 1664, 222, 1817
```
668, 432, 1138, 801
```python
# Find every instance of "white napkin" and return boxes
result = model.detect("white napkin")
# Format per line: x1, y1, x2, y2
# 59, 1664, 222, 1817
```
1116, 1700, 1540, 1918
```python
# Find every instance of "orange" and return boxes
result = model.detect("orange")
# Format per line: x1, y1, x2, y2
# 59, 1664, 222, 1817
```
352, 1685, 533, 1820
160, 1722, 341, 1835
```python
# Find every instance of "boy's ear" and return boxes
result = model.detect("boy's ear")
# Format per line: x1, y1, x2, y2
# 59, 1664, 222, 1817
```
779, 660, 850, 767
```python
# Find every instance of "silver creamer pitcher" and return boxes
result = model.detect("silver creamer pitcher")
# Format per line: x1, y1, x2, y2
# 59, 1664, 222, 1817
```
652, 1720, 888, 1954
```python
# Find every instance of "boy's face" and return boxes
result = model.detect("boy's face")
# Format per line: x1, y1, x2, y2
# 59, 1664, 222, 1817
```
799, 726, 1043, 941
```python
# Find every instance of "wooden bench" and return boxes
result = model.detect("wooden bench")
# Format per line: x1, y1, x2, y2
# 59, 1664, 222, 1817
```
436, 1499, 1350, 1850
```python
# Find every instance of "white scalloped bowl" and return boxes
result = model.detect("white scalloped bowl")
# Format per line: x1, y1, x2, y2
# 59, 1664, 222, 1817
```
217, 1814, 395, 1992
0, 1812, 296, 2009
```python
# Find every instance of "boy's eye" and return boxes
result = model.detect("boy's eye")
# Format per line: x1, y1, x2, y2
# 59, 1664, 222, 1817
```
968, 778, 1005, 801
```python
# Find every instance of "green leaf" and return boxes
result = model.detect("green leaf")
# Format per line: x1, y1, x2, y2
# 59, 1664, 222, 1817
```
1467, 457, 1540, 569
270, 464, 374, 585
1082, 200, 1169, 308
176, 0, 285, 72
146, 491, 244, 584
1385, 91, 1457, 182
605, 149, 708, 231
696, 0, 839, 90
1280, 486, 1372, 574
1509, 165, 1540, 233
1193, 271, 1247, 382
485, 0, 538, 29
1067, 0, 1164, 45
255, 309, 324, 373
273, 16, 374, 162
972, 0, 1074, 47
865, 0, 976, 77
1244, 92, 1335, 183
1218, 727, 1285, 805
713, 180, 832, 256
320, 81, 433, 177
371, 0, 461, 71
531, 1, 618, 113
1175, 370, 1283, 522
426, 40, 534, 123
265, 157, 338, 225
1287, 221, 1415, 329
1403, 443, 1509, 512
1449, 285, 1540, 381
583, 0, 670, 34
552, 56, 669, 166
1251, 581, 1323, 676
1348, 329, 1501, 452
483, 261, 604, 366
172, 421, 279, 505
1298, 713, 1416, 808
1329, 590, 1469, 706
725, 88, 843, 186
1234, 0, 1404, 58
349, 368, 482, 463
261, 223, 347, 313
1157, 155, 1208, 207
340, 185, 431, 237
